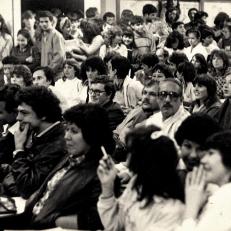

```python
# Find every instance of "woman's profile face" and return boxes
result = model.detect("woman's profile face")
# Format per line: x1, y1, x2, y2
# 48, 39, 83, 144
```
201, 149, 231, 186
194, 83, 208, 101
64, 122, 90, 156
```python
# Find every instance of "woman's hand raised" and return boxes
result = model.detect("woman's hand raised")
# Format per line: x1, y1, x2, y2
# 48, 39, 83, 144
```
184, 165, 208, 220
97, 155, 117, 198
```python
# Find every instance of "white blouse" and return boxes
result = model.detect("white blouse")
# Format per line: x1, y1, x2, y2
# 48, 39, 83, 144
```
98, 176, 184, 231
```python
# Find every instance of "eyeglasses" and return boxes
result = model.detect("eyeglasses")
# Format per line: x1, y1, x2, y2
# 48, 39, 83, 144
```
89, 89, 106, 96
158, 91, 181, 100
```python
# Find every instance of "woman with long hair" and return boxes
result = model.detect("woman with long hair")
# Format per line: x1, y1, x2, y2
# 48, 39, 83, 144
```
98, 125, 184, 231
11, 29, 40, 71
191, 54, 208, 75
208, 49, 230, 99
0, 14, 13, 69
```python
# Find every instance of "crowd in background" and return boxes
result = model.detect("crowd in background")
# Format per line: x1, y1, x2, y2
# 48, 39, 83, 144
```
0, 0, 231, 230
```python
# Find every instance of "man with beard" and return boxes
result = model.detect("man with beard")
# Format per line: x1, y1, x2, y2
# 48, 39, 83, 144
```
114, 79, 159, 146
145, 78, 189, 142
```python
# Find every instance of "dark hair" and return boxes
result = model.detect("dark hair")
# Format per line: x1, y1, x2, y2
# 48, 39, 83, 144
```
91, 76, 116, 101
188, 8, 198, 17
153, 63, 173, 78
111, 55, 130, 79
172, 21, 184, 30
0, 14, 11, 36
126, 125, 184, 206
186, 28, 201, 39
193, 74, 218, 107
165, 7, 180, 25
12, 65, 33, 86
103, 12, 115, 22
16, 86, 62, 122
38, 11, 54, 21
141, 53, 159, 68
175, 113, 220, 147
130, 15, 144, 25
177, 61, 196, 83
63, 58, 80, 77
80, 56, 106, 82
210, 49, 229, 74
17, 29, 33, 48
2, 56, 18, 65
169, 52, 188, 67
165, 31, 184, 50
200, 26, 214, 41
63, 104, 115, 160
205, 131, 231, 169
0, 84, 20, 113
122, 29, 136, 49
142, 4, 157, 16
80, 20, 101, 43
214, 12, 229, 29
33, 66, 55, 86
191, 54, 208, 74
86, 7, 98, 19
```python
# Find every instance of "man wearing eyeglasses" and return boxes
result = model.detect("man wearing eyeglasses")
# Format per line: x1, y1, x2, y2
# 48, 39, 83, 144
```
89, 76, 124, 131
145, 78, 190, 141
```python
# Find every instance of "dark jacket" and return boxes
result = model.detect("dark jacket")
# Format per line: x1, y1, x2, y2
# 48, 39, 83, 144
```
0, 156, 103, 230
215, 98, 231, 129
103, 101, 125, 131
2, 122, 66, 198
0, 132, 15, 165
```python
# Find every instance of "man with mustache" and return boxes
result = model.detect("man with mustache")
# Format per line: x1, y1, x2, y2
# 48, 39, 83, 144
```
145, 78, 190, 141
114, 79, 159, 147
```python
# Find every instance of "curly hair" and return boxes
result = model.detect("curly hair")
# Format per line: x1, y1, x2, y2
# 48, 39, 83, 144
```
12, 65, 33, 86
16, 86, 62, 122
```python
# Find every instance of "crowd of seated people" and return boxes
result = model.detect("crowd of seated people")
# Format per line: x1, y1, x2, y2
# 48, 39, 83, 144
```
0, 1, 231, 230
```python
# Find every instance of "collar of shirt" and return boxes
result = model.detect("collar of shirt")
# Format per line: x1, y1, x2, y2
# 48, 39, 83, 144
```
36, 121, 61, 138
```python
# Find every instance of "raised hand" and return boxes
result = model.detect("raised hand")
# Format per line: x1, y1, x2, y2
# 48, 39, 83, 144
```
184, 165, 207, 219
14, 123, 30, 150
97, 156, 117, 198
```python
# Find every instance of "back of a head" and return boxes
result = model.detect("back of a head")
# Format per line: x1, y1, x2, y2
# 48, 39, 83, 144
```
111, 55, 130, 79
0, 84, 20, 114
169, 52, 189, 67
16, 86, 62, 123
2, 56, 19, 65
141, 53, 159, 68
86, 7, 98, 19
126, 125, 184, 205
175, 113, 221, 147
205, 131, 231, 169
177, 61, 196, 83
142, 4, 157, 16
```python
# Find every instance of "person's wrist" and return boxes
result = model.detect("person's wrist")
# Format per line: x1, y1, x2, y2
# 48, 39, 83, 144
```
101, 184, 114, 198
